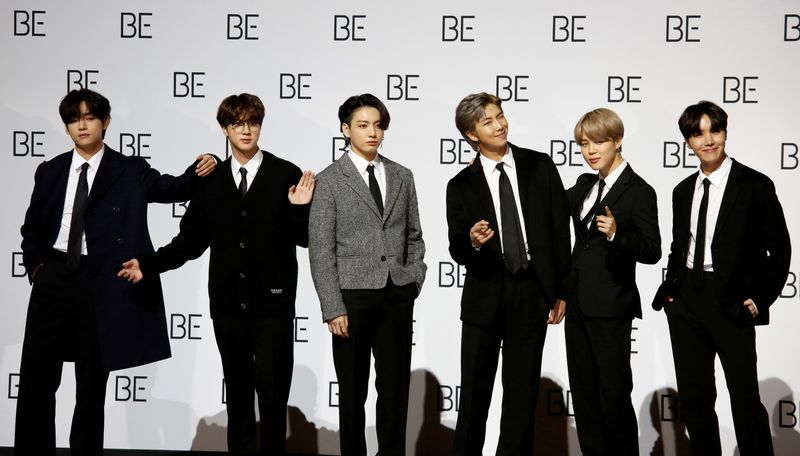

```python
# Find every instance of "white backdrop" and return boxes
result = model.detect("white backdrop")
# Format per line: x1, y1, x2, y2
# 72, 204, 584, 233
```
1, 1, 799, 454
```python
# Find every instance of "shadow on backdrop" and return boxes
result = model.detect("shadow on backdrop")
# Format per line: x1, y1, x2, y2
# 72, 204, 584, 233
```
286, 365, 339, 454
644, 388, 690, 456
751, 377, 800, 456
531, 376, 578, 454
410, 369, 455, 455
191, 409, 228, 452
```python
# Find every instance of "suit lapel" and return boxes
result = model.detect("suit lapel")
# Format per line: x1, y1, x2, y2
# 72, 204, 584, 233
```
467, 158, 498, 228
711, 159, 742, 244
573, 177, 596, 241
382, 157, 403, 219
510, 145, 530, 213
676, 176, 696, 254
585, 165, 634, 237
339, 153, 383, 220
87, 147, 124, 209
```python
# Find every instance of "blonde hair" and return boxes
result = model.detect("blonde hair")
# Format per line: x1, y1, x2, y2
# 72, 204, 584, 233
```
574, 108, 624, 145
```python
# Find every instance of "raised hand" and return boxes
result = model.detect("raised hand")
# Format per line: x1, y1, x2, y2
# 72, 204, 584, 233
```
288, 170, 316, 205
595, 205, 617, 239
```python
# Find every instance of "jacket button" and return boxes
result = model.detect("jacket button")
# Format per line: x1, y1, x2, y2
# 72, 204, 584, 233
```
241, 211, 247, 217
239, 272, 246, 279
380, 255, 386, 261
239, 242, 245, 248
116, 238, 125, 245
240, 303, 247, 310
113, 207, 121, 214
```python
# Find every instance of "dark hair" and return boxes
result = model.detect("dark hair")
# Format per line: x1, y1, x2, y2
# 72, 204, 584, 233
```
216, 93, 265, 127
58, 89, 111, 125
337, 94, 390, 144
678, 100, 728, 140
455, 92, 502, 151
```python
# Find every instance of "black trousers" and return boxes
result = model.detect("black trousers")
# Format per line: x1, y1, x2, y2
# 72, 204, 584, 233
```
15, 251, 109, 456
333, 280, 417, 456
213, 314, 294, 455
452, 268, 548, 456
565, 297, 638, 456
665, 271, 773, 456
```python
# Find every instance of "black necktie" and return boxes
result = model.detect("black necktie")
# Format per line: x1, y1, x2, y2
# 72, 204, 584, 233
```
693, 178, 711, 288
367, 164, 384, 216
67, 163, 89, 271
581, 178, 606, 229
496, 162, 528, 273
239, 168, 248, 199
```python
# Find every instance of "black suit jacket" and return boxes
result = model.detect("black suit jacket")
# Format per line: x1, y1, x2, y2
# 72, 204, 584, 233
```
446, 144, 571, 325
144, 152, 309, 319
20, 146, 200, 370
562, 165, 661, 319
653, 158, 791, 326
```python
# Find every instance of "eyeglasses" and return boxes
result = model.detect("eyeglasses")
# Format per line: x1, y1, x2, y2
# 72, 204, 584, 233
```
228, 121, 262, 132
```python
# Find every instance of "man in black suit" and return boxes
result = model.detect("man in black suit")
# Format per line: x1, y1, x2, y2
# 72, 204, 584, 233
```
119, 93, 315, 455
562, 108, 661, 455
653, 100, 791, 455
446, 92, 571, 455
16, 88, 215, 455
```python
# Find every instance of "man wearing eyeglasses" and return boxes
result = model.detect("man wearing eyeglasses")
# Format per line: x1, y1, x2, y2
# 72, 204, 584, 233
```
118, 93, 315, 455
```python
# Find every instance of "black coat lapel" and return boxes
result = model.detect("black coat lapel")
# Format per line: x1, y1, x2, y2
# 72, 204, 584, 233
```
467, 158, 498, 228
572, 175, 596, 241
87, 147, 124, 209
712, 159, 742, 244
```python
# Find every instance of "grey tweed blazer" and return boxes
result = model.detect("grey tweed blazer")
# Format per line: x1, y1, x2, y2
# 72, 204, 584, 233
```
309, 152, 427, 322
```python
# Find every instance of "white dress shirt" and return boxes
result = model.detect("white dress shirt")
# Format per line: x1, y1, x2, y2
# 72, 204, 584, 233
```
231, 150, 264, 192
580, 161, 628, 240
479, 148, 530, 257
686, 156, 732, 271
53, 148, 105, 254
348, 150, 386, 206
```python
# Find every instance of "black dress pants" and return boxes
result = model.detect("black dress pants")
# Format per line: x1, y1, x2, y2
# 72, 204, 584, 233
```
665, 272, 773, 456
213, 314, 294, 455
452, 268, 548, 456
333, 280, 417, 456
15, 251, 109, 456
565, 296, 638, 456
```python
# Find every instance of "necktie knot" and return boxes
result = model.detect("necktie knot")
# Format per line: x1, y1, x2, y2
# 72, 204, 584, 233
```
702, 177, 710, 190
79, 162, 89, 173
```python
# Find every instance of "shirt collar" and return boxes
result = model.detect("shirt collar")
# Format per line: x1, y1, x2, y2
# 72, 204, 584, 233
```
232, 150, 264, 177
478, 145, 513, 171
347, 148, 382, 175
70, 146, 105, 173
600, 160, 627, 189
696, 155, 731, 190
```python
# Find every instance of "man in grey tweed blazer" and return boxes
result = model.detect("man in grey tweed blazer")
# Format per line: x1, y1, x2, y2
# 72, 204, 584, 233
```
309, 94, 426, 456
